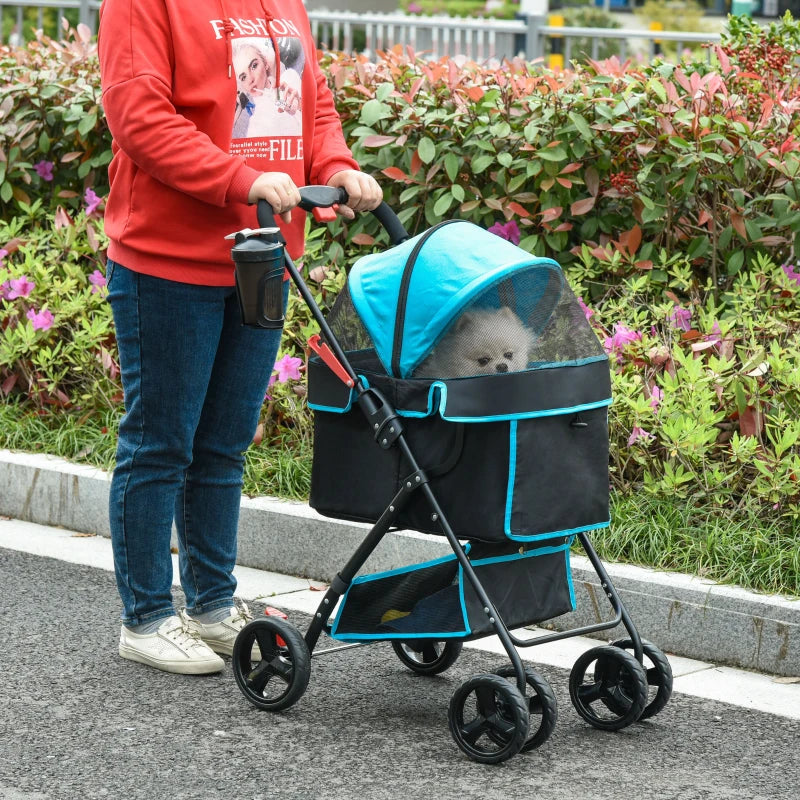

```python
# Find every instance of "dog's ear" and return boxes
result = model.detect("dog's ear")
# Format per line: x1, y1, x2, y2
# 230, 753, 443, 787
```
454, 311, 475, 333
498, 306, 519, 322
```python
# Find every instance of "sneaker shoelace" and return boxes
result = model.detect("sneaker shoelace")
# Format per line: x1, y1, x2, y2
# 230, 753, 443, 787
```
231, 600, 253, 627
174, 611, 210, 648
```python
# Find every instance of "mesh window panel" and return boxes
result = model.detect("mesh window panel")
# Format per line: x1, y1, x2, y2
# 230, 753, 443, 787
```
412, 267, 605, 380
325, 284, 380, 362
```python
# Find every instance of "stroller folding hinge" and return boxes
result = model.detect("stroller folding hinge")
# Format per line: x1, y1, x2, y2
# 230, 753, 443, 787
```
357, 388, 403, 448
399, 469, 429, 496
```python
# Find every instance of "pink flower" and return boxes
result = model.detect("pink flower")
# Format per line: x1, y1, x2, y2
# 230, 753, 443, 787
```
0, 281, 10, 300
408, 2, 423, 12
88, 269, 106, 294
6, 275, 35, 299
669, 305, 692, 332
84, 188, 102, 215
487, 220, 521, 246
0, 248, 8, 264
273, 354, 303, 383
649, 385, 663, 411
577, 297, 594, 320
34, 161, 54, 181
603, 323, 641, 361
703, 320, 722, 345
627, 426, 654, 446
26, 308, 54, 331
782, 263, 800, 286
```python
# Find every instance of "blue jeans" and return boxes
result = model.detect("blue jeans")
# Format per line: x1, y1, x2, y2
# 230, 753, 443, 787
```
106, 260, 286, 626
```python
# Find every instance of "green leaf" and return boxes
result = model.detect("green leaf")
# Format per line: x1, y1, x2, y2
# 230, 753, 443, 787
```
567, 111, 592, 141
38, 131, 50, 154
744, 220, 762, 242
687, 236, 710, 259
647, 77, 667, 103
727, 250, 744, 275
375, 82, 393, 101
450, 184, 465, 202
444, 153, 459, 183
78, 112, 97, 138
433, 192, 453, 218
471, 154, 494, 175
0, 181, 11, 203
537, 147, 567, 162
418, 137, 436, 165
497, 151, 513, 168
359, 99, 392, 127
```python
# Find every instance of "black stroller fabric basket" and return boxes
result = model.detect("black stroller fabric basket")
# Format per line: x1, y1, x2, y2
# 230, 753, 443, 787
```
331, 539, 576, 641
309, 220, 612, 545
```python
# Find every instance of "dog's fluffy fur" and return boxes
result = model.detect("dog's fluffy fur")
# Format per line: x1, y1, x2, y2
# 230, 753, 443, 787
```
413, 306, 534, 379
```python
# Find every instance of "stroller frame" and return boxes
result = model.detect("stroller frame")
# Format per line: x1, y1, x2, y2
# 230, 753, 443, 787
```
231, 190, 672, 764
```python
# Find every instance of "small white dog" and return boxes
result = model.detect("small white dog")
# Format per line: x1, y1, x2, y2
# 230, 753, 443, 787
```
413, 306, 534, 379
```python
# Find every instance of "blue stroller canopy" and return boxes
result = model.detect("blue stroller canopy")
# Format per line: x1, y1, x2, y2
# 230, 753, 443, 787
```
348, 220, 564, 379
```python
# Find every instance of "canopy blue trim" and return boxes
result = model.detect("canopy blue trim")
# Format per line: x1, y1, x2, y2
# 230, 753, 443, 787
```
348, 220, 563, 378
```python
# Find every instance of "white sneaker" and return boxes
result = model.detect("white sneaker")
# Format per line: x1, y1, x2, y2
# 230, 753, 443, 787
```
181, 602, 259, 658
119, 616, 224, 674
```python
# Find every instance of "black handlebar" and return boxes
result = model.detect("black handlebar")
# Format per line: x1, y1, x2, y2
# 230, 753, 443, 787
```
257, 186, 409, 246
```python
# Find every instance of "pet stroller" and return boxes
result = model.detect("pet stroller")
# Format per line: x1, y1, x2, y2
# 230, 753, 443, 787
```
229, 188, 673, 764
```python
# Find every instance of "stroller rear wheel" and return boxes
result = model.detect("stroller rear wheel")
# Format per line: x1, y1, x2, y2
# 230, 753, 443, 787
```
233, 618, 311, 712
391, 639, 463, 675
569, 645, 647, 731
610, 638, 673, 719
491, 666, 557, 752
448, 674, 530, 763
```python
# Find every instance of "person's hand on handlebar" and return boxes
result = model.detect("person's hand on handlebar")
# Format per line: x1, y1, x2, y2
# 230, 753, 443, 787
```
248, 172, 301, 223
326, 170, 383, 220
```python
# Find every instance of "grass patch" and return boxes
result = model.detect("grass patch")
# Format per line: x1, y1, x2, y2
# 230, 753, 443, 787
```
595, 493, 800, 598
1, 401, 798, 598
0, 401, 313, 502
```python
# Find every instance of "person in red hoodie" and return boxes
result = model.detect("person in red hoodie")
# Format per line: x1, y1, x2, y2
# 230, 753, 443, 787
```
98, 0, 382, 674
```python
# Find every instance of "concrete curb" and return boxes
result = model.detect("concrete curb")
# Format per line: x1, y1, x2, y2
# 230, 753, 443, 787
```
1, 448, 798, 676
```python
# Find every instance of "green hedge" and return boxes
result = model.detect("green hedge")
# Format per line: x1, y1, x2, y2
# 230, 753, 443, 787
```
2, 19, 800, 527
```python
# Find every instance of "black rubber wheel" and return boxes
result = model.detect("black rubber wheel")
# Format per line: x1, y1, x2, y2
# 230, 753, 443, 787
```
232, 618, 311, 712
569, 645, 648, 731
492, 666, 558, 752
610, 638, 673, 720
391, 639, 463, 675
448, 673, 530, 764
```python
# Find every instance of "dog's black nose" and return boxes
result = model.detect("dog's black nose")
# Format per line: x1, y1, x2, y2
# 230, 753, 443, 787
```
496, 363, 508, 373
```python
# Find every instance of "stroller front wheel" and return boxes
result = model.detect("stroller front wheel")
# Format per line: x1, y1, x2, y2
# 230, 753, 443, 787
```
569, 645, 647, 731
610, 638, 673, 720
448, 674, 530, 764
391, 639, 463, 675
492, 665, 558, 752
233, 618, 311, 712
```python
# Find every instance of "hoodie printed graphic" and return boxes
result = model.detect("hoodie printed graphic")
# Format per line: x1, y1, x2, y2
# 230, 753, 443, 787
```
98, 0, 358, 285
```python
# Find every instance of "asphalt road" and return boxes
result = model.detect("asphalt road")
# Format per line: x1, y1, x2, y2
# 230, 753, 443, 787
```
1, 547, 798, 800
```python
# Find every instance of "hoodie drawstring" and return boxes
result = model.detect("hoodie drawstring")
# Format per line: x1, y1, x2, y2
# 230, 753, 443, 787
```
218, 0, 282, 99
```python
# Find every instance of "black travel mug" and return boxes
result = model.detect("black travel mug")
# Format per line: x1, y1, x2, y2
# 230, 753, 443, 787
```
231, 232, 285, 329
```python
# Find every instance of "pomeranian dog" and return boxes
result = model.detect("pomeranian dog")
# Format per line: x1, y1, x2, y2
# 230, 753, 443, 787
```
413, 306, 534, 379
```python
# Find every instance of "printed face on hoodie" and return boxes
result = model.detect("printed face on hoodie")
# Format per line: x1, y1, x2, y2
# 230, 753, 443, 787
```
233, 41, 276, 96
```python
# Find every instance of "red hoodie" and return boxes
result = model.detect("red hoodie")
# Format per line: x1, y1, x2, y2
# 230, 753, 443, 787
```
98, 0, 359, 285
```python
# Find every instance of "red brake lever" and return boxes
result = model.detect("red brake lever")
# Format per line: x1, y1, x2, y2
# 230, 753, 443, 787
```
312, 205, 339, 223
308, 334, 354, 387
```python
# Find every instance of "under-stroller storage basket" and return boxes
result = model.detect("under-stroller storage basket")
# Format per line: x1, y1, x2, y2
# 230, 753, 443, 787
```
309, 220, 612, 544
330, 539, 575, 641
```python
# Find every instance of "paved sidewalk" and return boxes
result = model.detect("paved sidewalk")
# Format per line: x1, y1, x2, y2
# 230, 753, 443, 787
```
2, 516, 798, 721
1, 449, 799, 678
